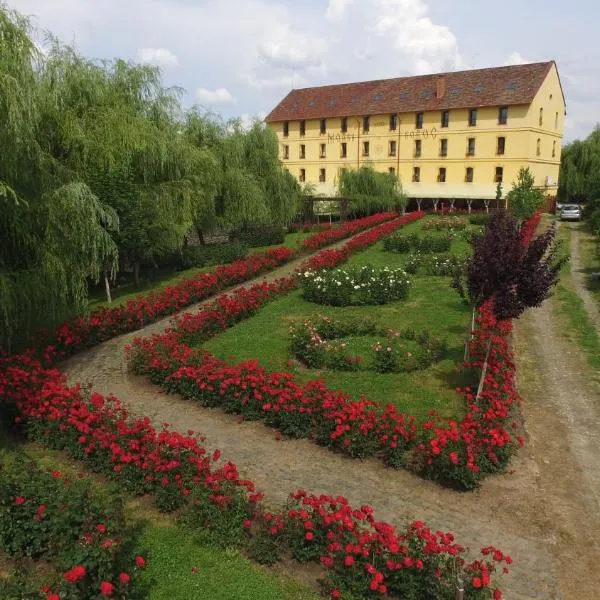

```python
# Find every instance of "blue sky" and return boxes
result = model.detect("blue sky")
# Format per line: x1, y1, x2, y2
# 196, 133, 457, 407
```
8, 0, 598, 141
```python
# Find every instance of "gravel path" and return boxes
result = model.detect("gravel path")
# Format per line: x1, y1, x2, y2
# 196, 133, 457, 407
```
61, 223, 600, 600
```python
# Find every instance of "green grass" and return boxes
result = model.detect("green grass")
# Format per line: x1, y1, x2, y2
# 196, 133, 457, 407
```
88, 231, 314, 311
553, 221, 600, 371
578, 223, 600, 304
204, 217, 475, 421
0, 432, 319, 600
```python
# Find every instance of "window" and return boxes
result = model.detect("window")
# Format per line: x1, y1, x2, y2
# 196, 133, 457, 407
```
283, 145, 289, 159
363, 116, 370, 133
495, 167, 504, 183
555, 112, 559, 129
299, 168, 306, 182
299, 144, 306, 159
416, 112, 424, 129
497, 137, 506, 155
300, 120, 306, 136
362, 141, 370, 157
437, 167, 446, 183
539, 108, 543, 127
341, 142, 347, 158
389, 114, 398, 131
414, 139, 422, 158
440, 138, 448, 157
552, 140, 556, 158
441, 110, 449, 128
465, 167, 474, 183
283, 121, 289, 137
412, 166, 421, 182
467, 137, 476, 156
536, 138, 541, 156
468, 108, 477, 126
498, 106, 508, 125
319, 168, 326, 182
320, 119, 327, 134
341, 117, 348, 133
388, 167, 396, 175
319, 143, 326, 158
389, 140, 397, 157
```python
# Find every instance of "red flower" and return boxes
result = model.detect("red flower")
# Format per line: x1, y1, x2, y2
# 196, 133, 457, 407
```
47, 594, 60, 600
100, 581, 114, 596
135, 555, 146, 568
119, 572, 131, 584
96, 523, 107, 533
15, 496, 25, 505
305, 531, 314, 541
64, 565, 86, 583
331, 590, 341, 599
472, 577, 482, 589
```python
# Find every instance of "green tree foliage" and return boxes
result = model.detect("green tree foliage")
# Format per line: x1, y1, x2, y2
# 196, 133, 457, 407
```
506, 167, 544, 222
184, 112, 302, 233
0, 7, 118, 349
337, 166, 407, 217
559, 126, 600, 203
1, 4, 298, 347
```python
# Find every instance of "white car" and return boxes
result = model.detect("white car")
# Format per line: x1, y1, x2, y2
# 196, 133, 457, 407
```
560, 204, 582, 221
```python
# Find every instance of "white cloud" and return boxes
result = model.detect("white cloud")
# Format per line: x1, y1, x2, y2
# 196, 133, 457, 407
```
242, 74, 304, 90
196, 87, 235, 105
137, 47, 178, 67
258, 26, 326, 70
504, 52, 530, 66
326, 0, 354, 21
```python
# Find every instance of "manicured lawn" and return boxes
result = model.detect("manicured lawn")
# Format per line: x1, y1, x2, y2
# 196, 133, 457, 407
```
88, 231, 314, 311
0, 432, 319, 600
204, 217, 475, 421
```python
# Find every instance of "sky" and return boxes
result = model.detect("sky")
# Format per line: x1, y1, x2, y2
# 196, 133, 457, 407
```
7, 0, 599, 142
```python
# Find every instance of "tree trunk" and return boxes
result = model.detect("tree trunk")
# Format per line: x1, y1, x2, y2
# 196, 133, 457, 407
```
104, 271, 112, 304
134, 261, 140, 287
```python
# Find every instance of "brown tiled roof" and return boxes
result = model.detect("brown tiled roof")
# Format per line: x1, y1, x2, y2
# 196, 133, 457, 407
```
265, 62, 555, 123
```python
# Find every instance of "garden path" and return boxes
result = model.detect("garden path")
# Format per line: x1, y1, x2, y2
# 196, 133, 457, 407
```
62, 224, 600, 600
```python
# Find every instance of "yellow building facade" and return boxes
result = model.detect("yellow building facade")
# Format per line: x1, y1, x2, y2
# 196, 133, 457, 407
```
266, 62, 565, 204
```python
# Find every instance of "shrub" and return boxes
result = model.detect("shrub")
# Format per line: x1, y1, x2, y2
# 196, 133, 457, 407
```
384, 232, 452, 254
179, 241, 248, 269
421, 216, 468, 231
0, 457, 145, 600
469, 213, 491, 226
404, 253, 469, 276
233, 225, 285, 247
301, 265, 411, 306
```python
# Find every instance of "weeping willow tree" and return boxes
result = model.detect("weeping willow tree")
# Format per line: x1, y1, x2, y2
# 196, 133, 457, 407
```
0, 6, 118, 349
37, 47, 218, 284
337, 166, 407, 217
184, 112, 302, 235
559, 127, 600, 203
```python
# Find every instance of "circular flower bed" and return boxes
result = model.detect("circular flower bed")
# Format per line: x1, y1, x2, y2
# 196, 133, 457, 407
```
301, 265, 410, 306
290, 315, 447, 373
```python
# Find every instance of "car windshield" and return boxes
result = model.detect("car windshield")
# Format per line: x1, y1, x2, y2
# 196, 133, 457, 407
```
562, 205, 579, 210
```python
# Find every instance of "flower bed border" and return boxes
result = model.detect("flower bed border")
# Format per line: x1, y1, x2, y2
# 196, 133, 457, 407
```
130, 212, 540, 491
42, 211, 403, 361
0, 347, 510, 599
